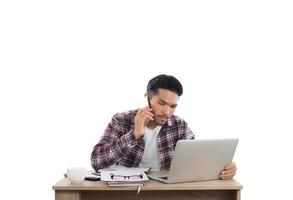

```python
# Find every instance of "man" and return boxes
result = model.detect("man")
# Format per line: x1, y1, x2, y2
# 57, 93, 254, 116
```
91, 74, 237, 180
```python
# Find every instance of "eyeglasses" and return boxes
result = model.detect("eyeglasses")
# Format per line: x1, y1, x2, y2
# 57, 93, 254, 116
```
110, 173, 143, 180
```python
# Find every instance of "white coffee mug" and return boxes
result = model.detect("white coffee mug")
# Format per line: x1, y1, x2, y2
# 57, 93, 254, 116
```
67, 167, 86, 183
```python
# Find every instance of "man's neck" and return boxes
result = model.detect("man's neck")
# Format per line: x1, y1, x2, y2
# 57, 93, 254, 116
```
146, 120, 158, 130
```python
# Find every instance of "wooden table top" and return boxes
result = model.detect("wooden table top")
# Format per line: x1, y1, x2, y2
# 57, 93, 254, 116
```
53, 178, 242, 191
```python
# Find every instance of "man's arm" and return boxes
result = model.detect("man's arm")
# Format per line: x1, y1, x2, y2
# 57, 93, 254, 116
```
90, 114, 139, 171
180, 123, 195, 140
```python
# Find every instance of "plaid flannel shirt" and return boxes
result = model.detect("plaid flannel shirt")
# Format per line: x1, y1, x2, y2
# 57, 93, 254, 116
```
91, 109, 195, 171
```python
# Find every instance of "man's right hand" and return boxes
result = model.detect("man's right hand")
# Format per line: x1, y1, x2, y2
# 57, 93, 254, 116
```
133, 107, 153, 139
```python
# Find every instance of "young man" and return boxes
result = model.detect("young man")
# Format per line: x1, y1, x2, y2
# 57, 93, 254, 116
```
91, 74, 237, 180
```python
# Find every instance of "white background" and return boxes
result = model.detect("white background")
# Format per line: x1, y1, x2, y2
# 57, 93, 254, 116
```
0, 1, 292, 199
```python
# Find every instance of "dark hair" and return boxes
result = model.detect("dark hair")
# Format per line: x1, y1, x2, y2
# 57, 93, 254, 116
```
147, 74, 183, 97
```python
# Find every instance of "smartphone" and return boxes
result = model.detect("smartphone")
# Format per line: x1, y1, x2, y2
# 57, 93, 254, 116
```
146, 96, 151, 108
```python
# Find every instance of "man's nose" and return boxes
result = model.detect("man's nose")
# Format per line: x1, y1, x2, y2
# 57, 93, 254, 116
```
162, 106, 171, 117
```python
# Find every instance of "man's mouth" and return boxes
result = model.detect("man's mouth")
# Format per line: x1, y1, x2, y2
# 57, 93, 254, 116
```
158, 116, 168, 121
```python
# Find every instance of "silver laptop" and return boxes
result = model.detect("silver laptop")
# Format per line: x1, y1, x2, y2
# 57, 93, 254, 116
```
148, 138, 238, 183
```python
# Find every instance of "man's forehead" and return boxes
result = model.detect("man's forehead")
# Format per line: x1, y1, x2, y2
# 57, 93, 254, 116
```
158, 97, 178, 106
153, 89, 179, 105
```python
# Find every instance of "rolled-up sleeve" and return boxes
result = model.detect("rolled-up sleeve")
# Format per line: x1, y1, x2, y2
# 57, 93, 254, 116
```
90, 115, 138, 171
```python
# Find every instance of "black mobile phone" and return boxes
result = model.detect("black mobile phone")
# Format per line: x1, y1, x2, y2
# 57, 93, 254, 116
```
85, 176, 100, 181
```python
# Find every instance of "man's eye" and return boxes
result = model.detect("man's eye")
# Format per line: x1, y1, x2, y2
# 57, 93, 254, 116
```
159, 102, 165, 105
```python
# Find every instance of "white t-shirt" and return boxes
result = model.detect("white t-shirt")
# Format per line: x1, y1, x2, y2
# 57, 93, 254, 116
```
139, 125, 162, 170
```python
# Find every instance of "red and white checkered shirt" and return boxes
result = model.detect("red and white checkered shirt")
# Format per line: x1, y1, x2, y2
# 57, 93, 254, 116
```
91, 109, 195, 171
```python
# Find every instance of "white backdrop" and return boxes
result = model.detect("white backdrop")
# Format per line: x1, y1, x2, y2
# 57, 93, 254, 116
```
1, 1, 293, 199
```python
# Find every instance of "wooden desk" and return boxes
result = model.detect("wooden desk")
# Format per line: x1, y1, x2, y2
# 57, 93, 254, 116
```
53, 178, 242, 200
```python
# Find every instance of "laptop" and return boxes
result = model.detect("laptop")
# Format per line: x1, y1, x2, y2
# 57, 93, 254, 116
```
148, 138, 238, 183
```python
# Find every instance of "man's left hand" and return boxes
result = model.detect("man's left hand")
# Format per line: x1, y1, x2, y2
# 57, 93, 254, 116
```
220, 162, 237, 180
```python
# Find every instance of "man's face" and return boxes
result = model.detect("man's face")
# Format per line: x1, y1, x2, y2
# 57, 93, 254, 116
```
148, 88, 179, 126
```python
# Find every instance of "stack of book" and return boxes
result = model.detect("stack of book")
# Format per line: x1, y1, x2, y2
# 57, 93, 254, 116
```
107, 180, 145, 187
